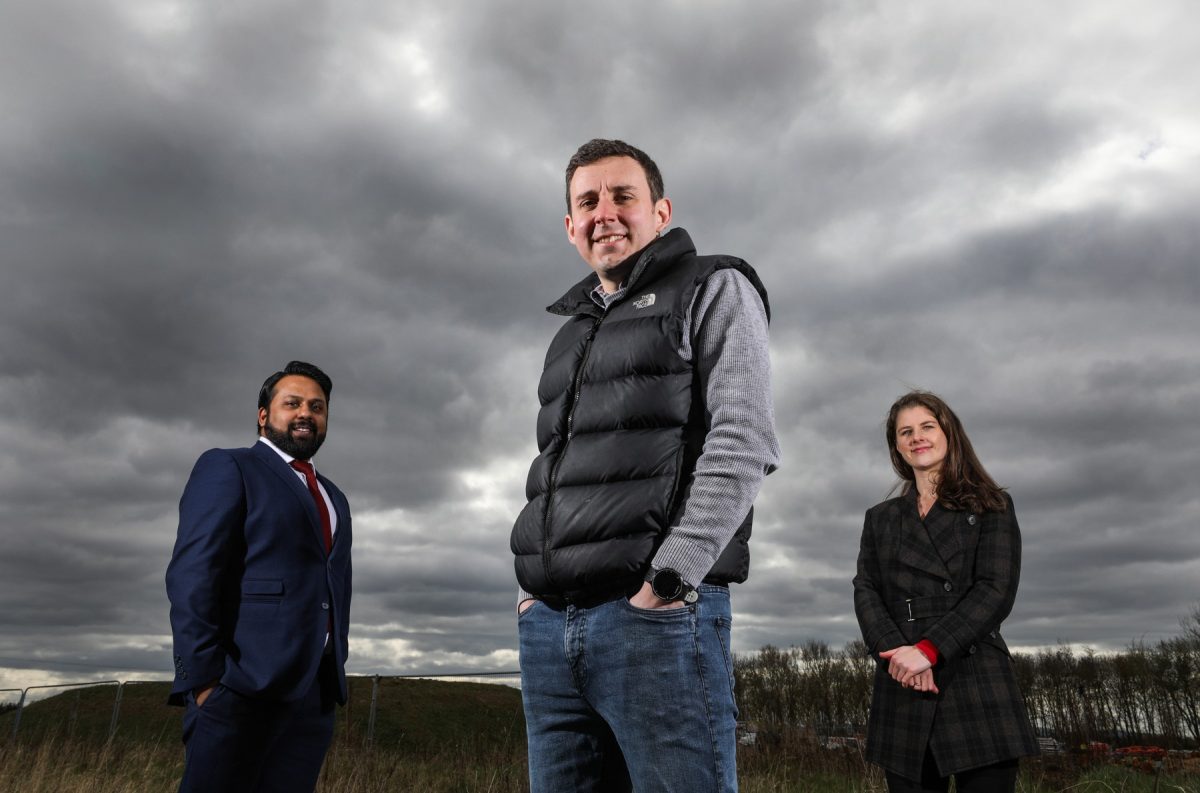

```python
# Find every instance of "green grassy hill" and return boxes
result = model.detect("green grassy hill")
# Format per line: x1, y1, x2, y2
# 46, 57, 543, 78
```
0, 677, 532, 792
0, 676, 527, 756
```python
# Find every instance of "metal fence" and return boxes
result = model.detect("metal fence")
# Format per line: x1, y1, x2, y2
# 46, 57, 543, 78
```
0, 672, 522, 748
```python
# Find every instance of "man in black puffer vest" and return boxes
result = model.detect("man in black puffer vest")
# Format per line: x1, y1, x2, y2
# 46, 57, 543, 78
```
512, 139, 780, 792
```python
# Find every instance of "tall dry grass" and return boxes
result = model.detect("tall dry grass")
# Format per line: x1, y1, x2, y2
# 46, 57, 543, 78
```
1, 674, 1194, 793
2, 737, 1191, 793
0, 739, 180, 792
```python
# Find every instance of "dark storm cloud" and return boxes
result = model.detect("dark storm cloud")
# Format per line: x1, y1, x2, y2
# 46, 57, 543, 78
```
1, 0, 1197, 687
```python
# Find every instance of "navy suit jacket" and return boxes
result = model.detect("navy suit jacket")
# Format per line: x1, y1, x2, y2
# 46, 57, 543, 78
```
166, 441, 352, 705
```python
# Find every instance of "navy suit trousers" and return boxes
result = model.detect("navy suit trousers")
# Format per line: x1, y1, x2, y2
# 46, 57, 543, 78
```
177, 653, 338, 793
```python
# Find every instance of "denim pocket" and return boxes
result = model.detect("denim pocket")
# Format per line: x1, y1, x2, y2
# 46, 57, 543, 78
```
620, 598, 693, 620
517, 599, 544, 622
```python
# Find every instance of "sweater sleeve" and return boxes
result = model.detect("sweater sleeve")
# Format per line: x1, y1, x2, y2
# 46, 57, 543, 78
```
651, 268, 781, 587
916, 639, 939, 664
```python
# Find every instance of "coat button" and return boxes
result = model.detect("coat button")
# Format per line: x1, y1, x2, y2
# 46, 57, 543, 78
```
943, 582, 953, 592
967, 514, 976, 525
321, 602, 329, 610
969, 644, 977, 654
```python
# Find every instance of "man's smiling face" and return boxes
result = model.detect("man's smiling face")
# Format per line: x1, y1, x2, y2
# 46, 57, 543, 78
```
564, 155, 671, 292
258, 374, 328, 460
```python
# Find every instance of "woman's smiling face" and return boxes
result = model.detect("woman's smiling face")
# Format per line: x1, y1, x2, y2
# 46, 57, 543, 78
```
894, 405, 947, 475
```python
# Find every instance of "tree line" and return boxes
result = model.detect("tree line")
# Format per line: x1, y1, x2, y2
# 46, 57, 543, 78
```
734, 608, 1200, 750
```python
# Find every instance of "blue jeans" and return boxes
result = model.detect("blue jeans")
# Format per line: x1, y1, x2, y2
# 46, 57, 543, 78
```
518, 584, 738, 793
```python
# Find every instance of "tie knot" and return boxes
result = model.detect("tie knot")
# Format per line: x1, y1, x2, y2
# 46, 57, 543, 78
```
290, 460, 315, 477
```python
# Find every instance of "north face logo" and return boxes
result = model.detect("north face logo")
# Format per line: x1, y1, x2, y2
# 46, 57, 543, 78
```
632, 294, 656, 309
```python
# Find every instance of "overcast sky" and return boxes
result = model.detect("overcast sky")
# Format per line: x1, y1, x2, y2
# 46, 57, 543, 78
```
1, 0, 1198, 692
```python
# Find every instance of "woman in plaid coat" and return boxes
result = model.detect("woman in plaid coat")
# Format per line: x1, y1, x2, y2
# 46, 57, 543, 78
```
854, 391, 1038, 792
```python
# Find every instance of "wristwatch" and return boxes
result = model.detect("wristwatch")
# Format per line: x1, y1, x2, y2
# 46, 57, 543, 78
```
648, 567, 699, 604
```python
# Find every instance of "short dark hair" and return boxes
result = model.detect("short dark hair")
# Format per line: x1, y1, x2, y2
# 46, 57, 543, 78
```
258, 361, 333, 412
565, 138, 665, 211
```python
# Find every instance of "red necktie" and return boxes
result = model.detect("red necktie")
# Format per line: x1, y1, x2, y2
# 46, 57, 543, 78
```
290, 460, 333, 554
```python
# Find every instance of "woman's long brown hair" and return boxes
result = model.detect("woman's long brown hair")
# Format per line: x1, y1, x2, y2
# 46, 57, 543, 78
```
885, 391, 1007, 513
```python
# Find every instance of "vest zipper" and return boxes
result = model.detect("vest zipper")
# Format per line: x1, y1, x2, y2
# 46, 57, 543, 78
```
541, 313, 606, 589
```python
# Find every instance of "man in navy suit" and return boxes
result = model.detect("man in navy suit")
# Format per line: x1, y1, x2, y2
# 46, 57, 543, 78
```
166, 360, 352, 793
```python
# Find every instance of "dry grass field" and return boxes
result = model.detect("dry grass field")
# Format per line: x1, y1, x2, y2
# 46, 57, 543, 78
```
0, 679, 1195, 792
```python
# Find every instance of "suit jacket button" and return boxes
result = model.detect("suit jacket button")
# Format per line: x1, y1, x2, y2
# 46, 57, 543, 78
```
322, 602, 330, 610
943, 581, 953, 592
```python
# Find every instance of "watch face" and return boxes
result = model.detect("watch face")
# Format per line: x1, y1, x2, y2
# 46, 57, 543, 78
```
653, 569, 683, 600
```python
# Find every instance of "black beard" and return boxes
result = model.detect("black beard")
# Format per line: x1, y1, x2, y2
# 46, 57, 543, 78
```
262, 418, 325, 460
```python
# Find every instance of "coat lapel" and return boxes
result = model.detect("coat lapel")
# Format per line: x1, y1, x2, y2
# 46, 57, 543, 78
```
922, 502, 963, 576
251, 442, 326, 551
896, 490, 953, 579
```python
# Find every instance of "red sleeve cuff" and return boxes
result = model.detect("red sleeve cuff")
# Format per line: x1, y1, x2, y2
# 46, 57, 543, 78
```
916, 639, 939, 665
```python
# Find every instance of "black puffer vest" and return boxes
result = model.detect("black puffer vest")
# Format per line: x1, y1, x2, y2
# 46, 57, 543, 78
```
511, 228, 770, 603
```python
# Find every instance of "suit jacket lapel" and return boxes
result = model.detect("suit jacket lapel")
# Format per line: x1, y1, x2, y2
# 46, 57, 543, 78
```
251, 442, 326, 550
317, 473, 349, 552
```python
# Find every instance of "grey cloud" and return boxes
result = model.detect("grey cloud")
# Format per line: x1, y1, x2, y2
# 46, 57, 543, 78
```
1, 0, 1198, 689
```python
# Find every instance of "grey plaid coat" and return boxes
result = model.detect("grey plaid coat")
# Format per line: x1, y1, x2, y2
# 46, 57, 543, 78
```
853, 490, 1038, 781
